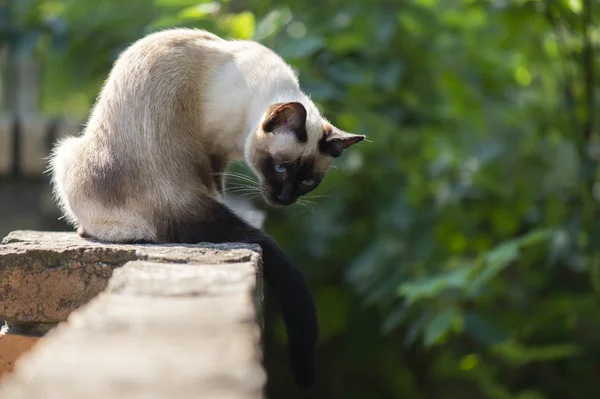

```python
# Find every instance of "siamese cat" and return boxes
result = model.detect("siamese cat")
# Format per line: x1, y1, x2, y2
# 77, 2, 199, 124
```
50, 28, 364, 389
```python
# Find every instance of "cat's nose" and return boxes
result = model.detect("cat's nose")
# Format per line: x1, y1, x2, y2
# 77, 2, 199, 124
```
277, 192, 293, 205
277, 185, 294, 205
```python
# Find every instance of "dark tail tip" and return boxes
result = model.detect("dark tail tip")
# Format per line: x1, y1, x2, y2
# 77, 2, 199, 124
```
295, 370, 315, 390
288, 301, 318, 390
291, 350, 316, 390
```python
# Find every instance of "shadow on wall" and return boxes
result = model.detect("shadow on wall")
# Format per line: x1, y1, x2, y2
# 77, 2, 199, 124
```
0, 178, 69, 239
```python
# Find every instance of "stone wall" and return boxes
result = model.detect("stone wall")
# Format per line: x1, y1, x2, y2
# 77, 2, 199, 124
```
0, 231, 266, 398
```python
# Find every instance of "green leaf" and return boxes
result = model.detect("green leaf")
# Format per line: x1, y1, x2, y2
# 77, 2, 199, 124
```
493, 342, 581, 365
218, 11, 255, 39
464, 313, 510, 345
275, 36, 324, 59
404, 313, 428, 347
327, 32, 367, 54
468, 242, 519, 292
253, 8, 292, 41
381, 303, 408, 335
515, 228, 553, 247
154, 0, 212, 6
177, 2, 221, 20
468, 229, 553, 293
398, 267, 470, 305
423, 308, 458, 347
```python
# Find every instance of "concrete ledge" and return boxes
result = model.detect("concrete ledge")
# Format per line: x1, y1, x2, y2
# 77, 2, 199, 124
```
0, 231, 265, 398
1, 231, 263, 326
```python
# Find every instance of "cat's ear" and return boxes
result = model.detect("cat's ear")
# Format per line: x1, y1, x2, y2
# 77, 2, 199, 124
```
319, 126, 365, 158
262, 102, 308, 142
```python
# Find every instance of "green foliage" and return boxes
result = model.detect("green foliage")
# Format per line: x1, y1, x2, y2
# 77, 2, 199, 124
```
2, 0, 599, 397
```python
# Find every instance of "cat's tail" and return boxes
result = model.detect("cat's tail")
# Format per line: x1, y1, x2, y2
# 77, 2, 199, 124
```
158, 196, 318, 390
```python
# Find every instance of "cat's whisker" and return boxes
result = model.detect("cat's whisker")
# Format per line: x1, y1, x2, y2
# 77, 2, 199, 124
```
219, 175, 258, 185
223, 173, 256, 181
237, 192, 262, 200
221, 189, 259, 195
289, 199, 316, 213
220, 184, 257, 191
297, 198, 316, 204
224, 192, 260, 197
221, 183, 258, 189
235, 163, 253, 173
220, 181, 260, 190
292, 204, 307, 213
224, 170, 253, 176
296, 204, 315, 212
211, 171, 257, 181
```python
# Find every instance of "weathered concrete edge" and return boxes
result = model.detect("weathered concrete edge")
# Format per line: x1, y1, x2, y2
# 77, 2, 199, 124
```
0, 256, 266, 398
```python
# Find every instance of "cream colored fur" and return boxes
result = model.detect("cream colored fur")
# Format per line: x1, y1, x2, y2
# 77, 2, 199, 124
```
49, 28, 339, 242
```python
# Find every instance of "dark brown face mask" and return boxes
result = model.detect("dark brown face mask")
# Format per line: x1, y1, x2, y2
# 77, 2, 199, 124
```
260, 154, 324, 206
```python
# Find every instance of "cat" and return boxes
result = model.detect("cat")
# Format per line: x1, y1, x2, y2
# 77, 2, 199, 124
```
49, 28, 365, 389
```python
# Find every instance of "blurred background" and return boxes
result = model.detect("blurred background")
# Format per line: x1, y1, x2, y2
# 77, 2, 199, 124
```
0, 0, 598, 398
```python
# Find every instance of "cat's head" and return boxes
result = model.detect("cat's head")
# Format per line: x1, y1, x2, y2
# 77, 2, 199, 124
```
247, 101, 365, 206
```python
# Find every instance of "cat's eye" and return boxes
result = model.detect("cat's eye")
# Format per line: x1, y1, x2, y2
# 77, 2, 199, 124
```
274, 163, 287, 173
301, 179, 315, 186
